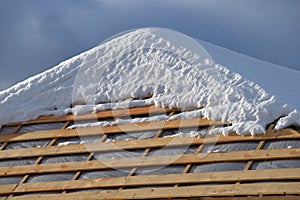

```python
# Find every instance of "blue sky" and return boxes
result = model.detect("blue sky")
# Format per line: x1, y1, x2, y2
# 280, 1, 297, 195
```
0, 0, 299, 91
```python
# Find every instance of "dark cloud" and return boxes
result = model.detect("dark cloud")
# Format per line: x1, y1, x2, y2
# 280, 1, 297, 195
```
0, 0, 299, 91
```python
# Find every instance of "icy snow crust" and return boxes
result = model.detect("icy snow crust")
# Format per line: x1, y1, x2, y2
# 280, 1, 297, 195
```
0, 28, 299, 135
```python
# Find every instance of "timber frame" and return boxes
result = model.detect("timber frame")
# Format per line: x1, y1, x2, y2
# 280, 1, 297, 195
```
0, 105, 299, 199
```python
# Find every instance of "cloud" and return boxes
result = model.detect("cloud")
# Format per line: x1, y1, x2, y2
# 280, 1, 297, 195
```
0, 0, 299, 90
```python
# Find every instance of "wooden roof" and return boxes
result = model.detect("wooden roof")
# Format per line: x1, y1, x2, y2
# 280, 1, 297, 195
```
0, 106, 299, 199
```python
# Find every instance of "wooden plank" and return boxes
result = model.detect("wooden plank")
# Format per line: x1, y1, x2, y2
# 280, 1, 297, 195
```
6, 197, 299, 200
0, 148, 299, 176
1, 117, 299, 144
0, 184, 16, 195
0, 142, 8, 151
7, 168, 300, 193
0, 128, 78, 143
4, 106, 177, 126
6, 183, 300, 199
1, 129, 299, 160
166, 197, 300, 200
188, 197, 299, 200
3, 197, 299, 200
0, 118, 223, 143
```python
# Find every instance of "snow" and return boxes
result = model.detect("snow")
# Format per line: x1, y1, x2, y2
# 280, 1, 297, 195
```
275, 110, 300, 130
72, 99, 153, 116
0, 27, 299, 135
199, 39, 300, 111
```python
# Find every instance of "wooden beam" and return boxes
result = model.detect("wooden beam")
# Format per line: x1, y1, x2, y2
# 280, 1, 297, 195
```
178, 197, 300, 200
1, 197, 291, 200
0, 184, 16, 195
0, 148, 299, 176
2, 168, 297, 194
0, 118, 223, 143
4, 106, 177, 126
6, 183, 300, 199
11, 197, 296, 200
161, 197, 300, 200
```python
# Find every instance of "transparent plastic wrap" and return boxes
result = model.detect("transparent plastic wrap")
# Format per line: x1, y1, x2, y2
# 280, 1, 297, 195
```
201, 141, 258, 153
136, 165, 186, 176
0, 176, 23, 185
18, 123, 65, 133
4, 139, 51, 150
80, 169, 130, 180
0, 126, 16, 134
190, 162, 247, 173
105, 130, 158, 142
26, 173, 76, 183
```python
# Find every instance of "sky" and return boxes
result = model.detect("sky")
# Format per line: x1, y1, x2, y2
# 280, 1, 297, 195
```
0, 0, 299, 91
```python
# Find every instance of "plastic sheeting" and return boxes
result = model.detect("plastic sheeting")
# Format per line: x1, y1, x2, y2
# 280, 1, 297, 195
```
148, 146, 197, 157
80, 169, 130, 180
0, 158, 36, 167
27, 173, 76, 183
263, 140, 300, 149
42, 154, 89, 164
251, 159, 300, 170
18, 123, 66, 133
4, 139, 51, 150
105, 130, 158, 142
161, 127, 210, 138
201, 141, 258, 153
190, 162, 247, 173
0, 176, 23, 185
0, 126, 16, 134
93, 149, 144, 160
135, 165, 186, 176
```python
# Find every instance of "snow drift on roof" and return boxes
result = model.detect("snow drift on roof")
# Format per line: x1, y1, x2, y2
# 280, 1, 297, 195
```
199, 39, 300, 111
0, 27, 299, 134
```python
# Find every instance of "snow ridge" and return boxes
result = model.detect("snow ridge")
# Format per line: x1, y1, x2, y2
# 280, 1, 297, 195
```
0, 28, 299, 135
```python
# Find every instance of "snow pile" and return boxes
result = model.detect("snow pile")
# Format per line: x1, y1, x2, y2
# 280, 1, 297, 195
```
275, 110, 300, 130
199, 39, 300, 111
0, 27, 299, 135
